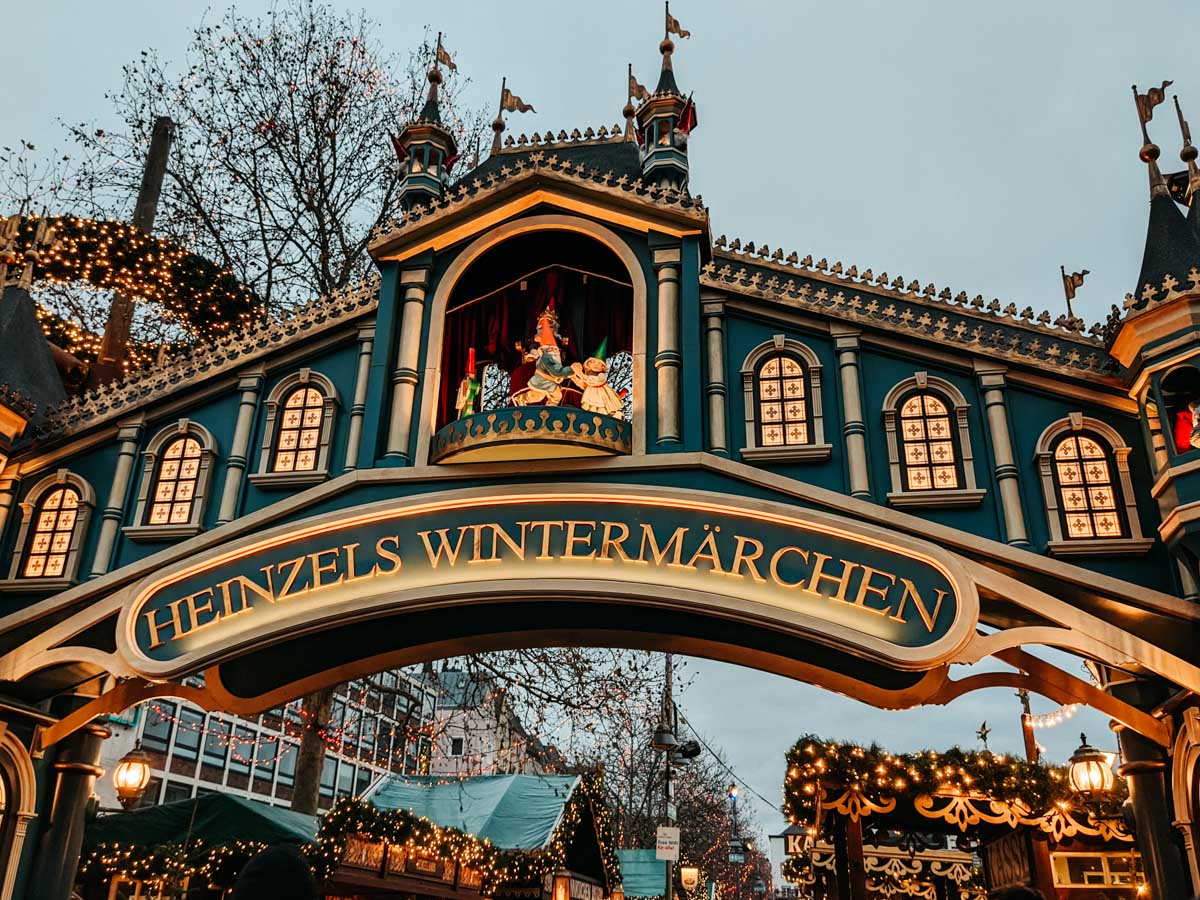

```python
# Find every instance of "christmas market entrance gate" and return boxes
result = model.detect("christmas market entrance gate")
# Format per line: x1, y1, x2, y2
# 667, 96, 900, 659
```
2, 468, 1198, 894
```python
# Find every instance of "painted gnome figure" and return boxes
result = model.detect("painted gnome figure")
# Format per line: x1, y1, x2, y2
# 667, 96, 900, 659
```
455, 348, 481, 419
512, 304, 580, 406
575, 339, 625, 420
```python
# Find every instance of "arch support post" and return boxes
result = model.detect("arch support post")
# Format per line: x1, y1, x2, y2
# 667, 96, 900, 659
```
0, 478, 16, 549
89, 416, 144, 577
1110, 679, 1190, 900
975, 363, 1030, 547
832, 326, 870, 500
654, 248, 682, 446
386, 267, 429, 462
28, 697, 108, 900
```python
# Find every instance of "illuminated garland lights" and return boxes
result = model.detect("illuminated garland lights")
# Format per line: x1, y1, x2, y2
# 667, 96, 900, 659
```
5, 214, 261, 360
79, 771, 622, 893
783, 735, 1128, 831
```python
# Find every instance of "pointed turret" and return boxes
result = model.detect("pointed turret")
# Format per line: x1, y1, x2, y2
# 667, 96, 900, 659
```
634, 3, 696, 190
393, 36, 459, 211
1129, 86, 1200, 310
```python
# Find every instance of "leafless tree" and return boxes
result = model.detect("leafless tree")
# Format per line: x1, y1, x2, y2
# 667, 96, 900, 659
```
1, 0, 488, 350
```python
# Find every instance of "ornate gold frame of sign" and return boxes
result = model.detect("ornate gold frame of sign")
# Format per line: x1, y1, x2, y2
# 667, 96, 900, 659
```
113, 485, 982, 683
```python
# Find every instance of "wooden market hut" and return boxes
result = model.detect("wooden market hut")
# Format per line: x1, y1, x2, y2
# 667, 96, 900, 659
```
72, 772, 620, 900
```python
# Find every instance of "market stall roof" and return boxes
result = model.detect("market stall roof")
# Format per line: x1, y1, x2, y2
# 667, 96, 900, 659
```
364, 774, 581, 850
83, 793, 318, 852
615, 850, 667, 898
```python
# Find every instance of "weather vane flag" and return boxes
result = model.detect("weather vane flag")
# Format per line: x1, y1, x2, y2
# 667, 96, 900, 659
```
629, 63, 650, 103
436, 34, 456, 72
665, 2, 691, 39
1060, 266, 1088, 319
1133, 80, 1173, 141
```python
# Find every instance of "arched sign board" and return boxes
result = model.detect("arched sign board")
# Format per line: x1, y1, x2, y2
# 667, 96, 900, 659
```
114, 486, 979, 689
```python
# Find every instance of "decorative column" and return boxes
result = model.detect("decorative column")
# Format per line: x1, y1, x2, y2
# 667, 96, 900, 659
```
654, 248, 682, 445
1110, 679, 1190, 900
28, 709, 108, 900
701, 295, 728, 456
1176, 557, 1200, 603
0, 477, 17, 549
386, 267, 429, 461
344, 322, 376, 471
832, 327, 871, 500
89, 417, 144, 577
976, 363, 1030, 547
216, 367, 264, 526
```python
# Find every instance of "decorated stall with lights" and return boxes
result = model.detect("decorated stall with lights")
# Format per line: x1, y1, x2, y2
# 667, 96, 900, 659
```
4, 10, 1200, 900
780, 736, 1140, 899
74, 772, 619, 900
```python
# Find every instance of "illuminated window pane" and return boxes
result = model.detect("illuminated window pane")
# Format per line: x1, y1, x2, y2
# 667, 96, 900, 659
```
897, 392, 960, 491
273, 386, 325, 472
754, 353, 811, 447
22, 487, 81, 579
147, 437, 202, 527
1052, 434, 1124, 540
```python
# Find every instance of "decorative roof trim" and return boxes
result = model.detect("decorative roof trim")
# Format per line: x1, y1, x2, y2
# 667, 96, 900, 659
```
496, 126, 632, 153
711, 240, 1105, 346
35, 277, 380, 440
370, 151, 707, 252
1105, 266, 1200, 342
703, 265, 1116, 379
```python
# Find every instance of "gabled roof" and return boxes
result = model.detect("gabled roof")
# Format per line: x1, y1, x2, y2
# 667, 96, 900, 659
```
365, 773, 581, 850
470, 139, 642, 184
82, 793, 318, 852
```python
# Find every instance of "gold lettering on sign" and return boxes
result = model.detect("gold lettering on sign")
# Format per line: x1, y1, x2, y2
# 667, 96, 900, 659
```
137, 513, 957, 654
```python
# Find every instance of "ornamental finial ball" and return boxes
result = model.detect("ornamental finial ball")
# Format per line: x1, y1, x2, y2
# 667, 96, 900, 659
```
428, 66, 444, 87
623, 101, 636, 119
660, 37, 674, 56
1183, 144, 1198, 164
492, 116, 505, 133
1141, 142, 1161, 163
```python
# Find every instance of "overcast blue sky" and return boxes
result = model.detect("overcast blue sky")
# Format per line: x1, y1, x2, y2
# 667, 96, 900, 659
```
5, 0, 1197, 835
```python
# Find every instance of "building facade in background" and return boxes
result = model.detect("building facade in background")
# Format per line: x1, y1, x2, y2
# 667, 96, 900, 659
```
96, 670, 436, 812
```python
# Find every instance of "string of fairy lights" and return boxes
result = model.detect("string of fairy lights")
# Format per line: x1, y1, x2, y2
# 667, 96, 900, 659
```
782, 734, 1128, 833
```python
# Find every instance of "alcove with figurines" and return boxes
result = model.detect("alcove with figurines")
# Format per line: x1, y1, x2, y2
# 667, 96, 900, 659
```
430, 229, 635, 463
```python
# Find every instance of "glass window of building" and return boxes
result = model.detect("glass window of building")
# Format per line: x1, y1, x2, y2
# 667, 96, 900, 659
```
22, 486, 81, 578
142, 702, 175, 753
272, 386, 326, 473
174, 709, 204, 761
1051, 433, 1125, 539
897, 391, 961, 491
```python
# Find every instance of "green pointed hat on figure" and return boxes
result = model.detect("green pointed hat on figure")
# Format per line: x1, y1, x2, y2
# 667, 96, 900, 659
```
590, 337, 608, 361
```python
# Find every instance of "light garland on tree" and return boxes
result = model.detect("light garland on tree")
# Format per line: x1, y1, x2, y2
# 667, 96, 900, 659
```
3, 214, 260, 362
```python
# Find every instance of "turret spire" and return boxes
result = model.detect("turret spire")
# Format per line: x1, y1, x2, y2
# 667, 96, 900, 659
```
392, 34, 459, 210
655, 2, 690, 96
1175, 95, 1200, 241
1129, 81, 1200, 308
1133, 82, 1173, 199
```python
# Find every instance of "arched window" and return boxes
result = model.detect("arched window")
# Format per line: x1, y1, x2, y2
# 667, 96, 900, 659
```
274, 386, 325, 473
22, 487, 79, 578
882, 373, 983, 507
1, 470, 95, 586
1034, 416, 1152, 555
250, 369, 339, 488
739, 336, 830, 461
1050, 432, 1122, 539
756, 354, 811, 448
125, 421, 218, 541
896, 391, 960, 491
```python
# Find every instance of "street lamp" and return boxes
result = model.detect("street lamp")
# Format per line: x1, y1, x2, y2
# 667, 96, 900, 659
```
680, 867, 700, 891
113, 746, 153, 810
652, 722, 679, 751
1068, 733, 1115, 798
